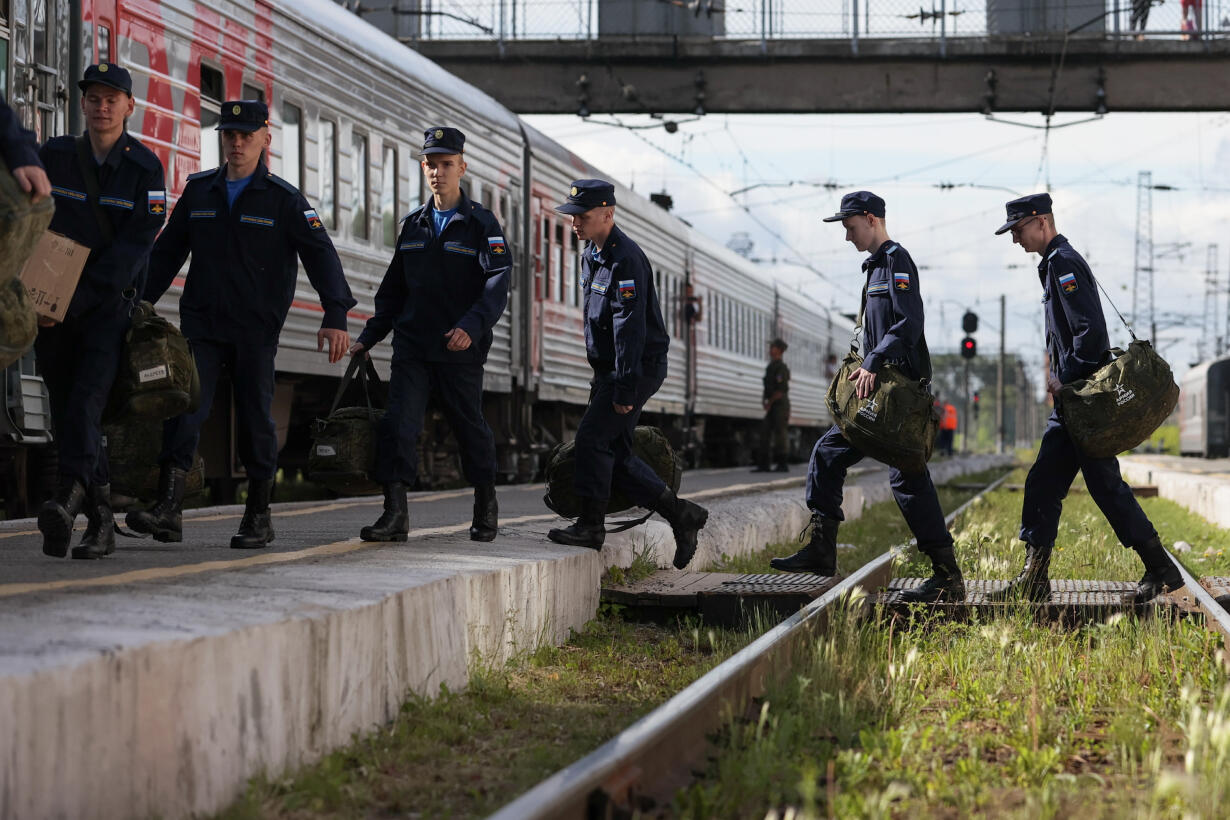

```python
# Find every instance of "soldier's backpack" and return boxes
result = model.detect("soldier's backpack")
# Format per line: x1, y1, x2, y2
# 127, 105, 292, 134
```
104, 301, 200, 422
308, 354, 385, 496
1056, 279, 1179, 458
0, 156, 55, 286
826, 287, 938, 475
543, 425, 682, 518
0, 277, 37, 370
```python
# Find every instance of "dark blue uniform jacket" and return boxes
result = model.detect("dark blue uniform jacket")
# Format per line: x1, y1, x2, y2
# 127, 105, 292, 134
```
1039, 234, 1110, 384
41, 132, 165, 319
860, 240, 928, 380
356, 190, 510, 363
144, 160, 355, 342
0, 95, 40, 170
582, 224, 670, 406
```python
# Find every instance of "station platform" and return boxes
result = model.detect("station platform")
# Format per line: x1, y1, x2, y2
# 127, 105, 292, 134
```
0, 454, 1008, 820
1119, 454, 1230, 530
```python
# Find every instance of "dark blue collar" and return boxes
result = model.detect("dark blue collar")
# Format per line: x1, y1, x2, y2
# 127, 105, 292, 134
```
1038, 233, 1069, 272
862, 239, 898, 270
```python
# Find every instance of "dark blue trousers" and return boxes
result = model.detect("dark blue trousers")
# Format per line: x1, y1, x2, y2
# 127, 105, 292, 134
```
573, 358, 668, 505
373, 356, 495, 486
805, 424, 954, 554
1019, 409, 1157, 549
160, 338, 279, 480
35, 306, 127, 487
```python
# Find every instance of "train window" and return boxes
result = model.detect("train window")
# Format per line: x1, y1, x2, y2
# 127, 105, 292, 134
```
554, 222, 565, 303
319, 118, 337, 230
280, 102, 302, 189
707, 292, 715, 346
350, 131, 369, 240
481, 185, 495, 212
242, 83, 265, 103
380, 142, 398, 247
97, 25, 111, 63
572, 239, 582, 306
563, 227, 576, 307
198, 65, 224, 171
498, 191, 512, 256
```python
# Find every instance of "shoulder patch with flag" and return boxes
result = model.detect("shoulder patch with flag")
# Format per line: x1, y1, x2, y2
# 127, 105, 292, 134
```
618, 279, 636, 301
304, 208, 324, 230
893, 271, 911, 291
488, 236, 506, 255
148, 190, 166, 215
1058, 272, 1078, 294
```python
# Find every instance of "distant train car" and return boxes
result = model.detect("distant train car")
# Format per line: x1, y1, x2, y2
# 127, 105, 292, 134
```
1179, 355, 1230, 458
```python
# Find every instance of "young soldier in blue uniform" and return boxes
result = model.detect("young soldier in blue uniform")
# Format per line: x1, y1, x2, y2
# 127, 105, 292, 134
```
134, 100, 354, 549
0, 93, 50, 200
545, 180, 709, 568
992, 193, 1180, 603
350, 127, 509, 543
35, 63, 166, 559
771, 192, 965, 601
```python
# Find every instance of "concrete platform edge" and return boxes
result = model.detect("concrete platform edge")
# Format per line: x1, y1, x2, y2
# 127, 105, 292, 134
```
1119, 456, 1230, 530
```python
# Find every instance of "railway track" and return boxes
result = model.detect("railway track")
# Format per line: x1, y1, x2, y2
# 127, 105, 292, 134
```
489, 471, 1230, 819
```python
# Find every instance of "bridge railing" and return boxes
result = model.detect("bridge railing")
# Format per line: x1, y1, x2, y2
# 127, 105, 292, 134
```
392, 0, 1227, 43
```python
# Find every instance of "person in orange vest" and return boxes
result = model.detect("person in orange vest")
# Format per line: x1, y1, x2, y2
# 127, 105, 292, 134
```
936, 396, 958, 456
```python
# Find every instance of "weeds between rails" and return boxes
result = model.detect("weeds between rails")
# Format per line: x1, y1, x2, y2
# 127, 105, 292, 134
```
675, 471, 1230, 819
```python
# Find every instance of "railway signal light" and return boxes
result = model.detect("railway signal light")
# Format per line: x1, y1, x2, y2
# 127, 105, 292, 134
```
962, 311, 978, 334
961, 336, 977, 359
973, 391, 981, 417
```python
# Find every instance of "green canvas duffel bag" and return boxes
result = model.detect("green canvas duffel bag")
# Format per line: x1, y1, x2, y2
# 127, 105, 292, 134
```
1059, 339, 1179, 459
308, 354, 384, 496
543, 425, 682, 518
0, 156, 55, 286
0, 277, 37, 370
105, 301, 201, 422
105, 420, 206, 503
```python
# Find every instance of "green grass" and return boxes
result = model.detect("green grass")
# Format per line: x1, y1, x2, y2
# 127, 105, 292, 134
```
672, 468, 1230, 819
216, 611, 759, 820
1139, 423, 1179, 456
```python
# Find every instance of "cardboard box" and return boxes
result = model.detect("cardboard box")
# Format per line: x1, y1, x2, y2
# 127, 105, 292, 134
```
19, 230, 89, 320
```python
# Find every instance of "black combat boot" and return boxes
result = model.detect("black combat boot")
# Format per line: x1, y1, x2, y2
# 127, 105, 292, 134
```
987, 543, 1052, 602
651, 488, 710, 569
897, 545, 966, 603
38, 477, 87, 558
73, 483, 116, 559
230, 479, 275, 549
770, 512, 839, 575
1132, 536, 1184, 603
360, 482, 409, 542
125, 465, 187, 543
547, 497, 606, 550
750, 461, 773, 473
470, 482, 498, 542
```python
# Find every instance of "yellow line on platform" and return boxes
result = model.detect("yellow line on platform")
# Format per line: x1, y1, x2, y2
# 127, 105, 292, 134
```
0, 513, 560, 599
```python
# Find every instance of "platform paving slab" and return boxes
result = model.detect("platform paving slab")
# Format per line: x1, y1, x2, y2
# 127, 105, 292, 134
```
1119, 454, 1230, 530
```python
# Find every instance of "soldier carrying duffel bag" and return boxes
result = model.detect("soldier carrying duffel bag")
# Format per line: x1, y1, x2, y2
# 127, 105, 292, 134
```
104, 300, 201, 423
543, 425, 683, 521
0, 93, 54, 286
308, 353, 385, 496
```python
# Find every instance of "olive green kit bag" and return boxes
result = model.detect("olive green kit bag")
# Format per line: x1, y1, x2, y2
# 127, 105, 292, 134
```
105, 301, 201, 421
543, 425, 682, 518
308, 354, 384, 496
826, 286, 938, 475
1056, 277, 1179, 458
0, 156, 55, 286
0, 277, 37, 370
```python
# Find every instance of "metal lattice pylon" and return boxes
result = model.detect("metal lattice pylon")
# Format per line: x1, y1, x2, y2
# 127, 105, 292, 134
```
1132, 171, 1154, 337
1202, 243, 1219, 362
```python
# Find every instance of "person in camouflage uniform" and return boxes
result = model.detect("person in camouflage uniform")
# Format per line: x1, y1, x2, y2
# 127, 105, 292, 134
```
752, 338, 790, 472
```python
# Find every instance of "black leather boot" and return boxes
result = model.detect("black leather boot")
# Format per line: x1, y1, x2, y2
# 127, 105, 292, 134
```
470, 482, 498, 542
651, 488, 710, 569
39, 477, 86, 558
770, 512, 839, 575
73, 483, 116, 559
1133, 536, 1184, 603
898, 545, 966, 603
987, 543, 1052, 602
547, 497, 606, 550
360, 482, 409, 542
230, 479, 275, 549
125, 465, 187, 543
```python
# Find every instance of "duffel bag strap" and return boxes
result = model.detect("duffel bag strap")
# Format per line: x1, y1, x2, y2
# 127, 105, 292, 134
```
604, 510, 654, 534
329, 355, 368, 417
1087, 272, 1138, 342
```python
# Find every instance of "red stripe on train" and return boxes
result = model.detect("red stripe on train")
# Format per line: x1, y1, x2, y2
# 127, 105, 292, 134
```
170, 276, 373, 321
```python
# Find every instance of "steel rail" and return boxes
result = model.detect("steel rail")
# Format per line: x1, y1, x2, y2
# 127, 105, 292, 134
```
489, 471, 1012, 820
1167, 552, 1230, 654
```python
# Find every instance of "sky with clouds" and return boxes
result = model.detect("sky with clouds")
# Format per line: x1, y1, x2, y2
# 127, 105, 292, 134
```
524, 110, 1230, 383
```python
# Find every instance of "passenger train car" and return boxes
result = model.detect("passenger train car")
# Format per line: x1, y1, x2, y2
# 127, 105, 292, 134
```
1179, 355, 1230, 458
0, 0, 848, 513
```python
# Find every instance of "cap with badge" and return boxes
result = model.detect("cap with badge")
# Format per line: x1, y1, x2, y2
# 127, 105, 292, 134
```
994, 192, 1052, 235
78, 62, 132, 96
421, 127, 465, 155
554, 179, 616, 215
770, 337, 789, 351
822, 190, 886, 222
216, 100, 269, 133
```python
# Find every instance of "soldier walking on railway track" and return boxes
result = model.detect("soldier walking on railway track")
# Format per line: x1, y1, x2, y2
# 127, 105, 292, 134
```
545, 179, 709, 568
134, 99, 355, 549
752, 337, 791, 473
992, 193, 1181, 604
35, 64, 166, 560
770, 191, 966, 602
350, 127, 508, 543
